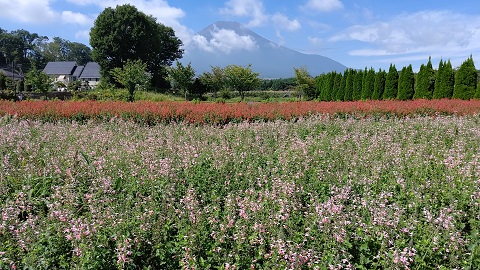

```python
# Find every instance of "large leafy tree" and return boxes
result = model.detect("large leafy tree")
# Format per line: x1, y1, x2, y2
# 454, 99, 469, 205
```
414, 57, 435, 99
397, 64, 415, 100
166, 61, 196, 100
110, 59, 151, 102
225, 64, 260, 100
0, 29, 48, 71
199, 66, 226, 98
453, 55, 477, 100
42, 37, 92, 65
24, 65, 52, 96
293, 67, 315, 99
90, 4, 183, 88
383, 64, 398, 99
433, 59, 455, 99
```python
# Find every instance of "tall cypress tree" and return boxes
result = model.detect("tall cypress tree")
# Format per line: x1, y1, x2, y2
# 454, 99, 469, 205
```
414, 57, 435, 99
453, 55, 477, 100
372, 69, 386, 100
383, 64, 398, 99
397, 64, 415, 100
336, 70, 347, 101
331, 72, 342, 101
361, 67, 375, 100
433, 59, 455, 99
352, 69, 364, 100
344, 69, 355, 101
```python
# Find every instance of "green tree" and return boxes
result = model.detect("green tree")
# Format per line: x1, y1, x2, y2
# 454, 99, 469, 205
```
352, 69, 364, 101
433, 59, 455, 99
453, 55, 477, 100
166, 61, 196, 100
224, 64, 260, 100
0, 29, 48, 71
16, 80, 24, 93
293, 67, 315, 99
343, 69, 356, 101
332, 73, 343, 102
414, 57, 435, 99
397, 65, 415, 100
361, 67, 375, 100
24, 65, 52, 96
383, 64, 398, 99
42, 37, 92, 65
90, 4, 183, 89
110, 59, 151, 102
372, 69, 386, 100
199, 66, 226, 98
0, 72, 6, 90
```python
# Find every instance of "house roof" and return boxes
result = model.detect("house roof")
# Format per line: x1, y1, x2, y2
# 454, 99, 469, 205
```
0, 69, 24, 80
79, 62, 100, 79
43, 61, 78, 75
72, 66, 84, 78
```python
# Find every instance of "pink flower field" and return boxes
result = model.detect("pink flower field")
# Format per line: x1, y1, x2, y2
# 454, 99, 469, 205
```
0, 111, 479, 268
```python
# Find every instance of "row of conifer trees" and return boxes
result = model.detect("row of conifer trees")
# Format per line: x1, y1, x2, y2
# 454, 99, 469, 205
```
315, 56, 479, 101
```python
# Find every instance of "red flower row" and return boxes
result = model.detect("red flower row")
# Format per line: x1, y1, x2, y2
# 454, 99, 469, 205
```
1, 99, 479, 124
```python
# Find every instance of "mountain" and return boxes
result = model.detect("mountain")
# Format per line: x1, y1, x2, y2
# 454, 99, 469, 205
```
181, 21, 347, 78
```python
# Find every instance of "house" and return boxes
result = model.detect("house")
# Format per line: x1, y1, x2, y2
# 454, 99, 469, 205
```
43, 61, 79, 86
43, 61, 101, 90
79, 62, 101, 88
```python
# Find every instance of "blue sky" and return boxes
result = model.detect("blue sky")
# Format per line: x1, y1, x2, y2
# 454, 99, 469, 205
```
1, 0, 479, 72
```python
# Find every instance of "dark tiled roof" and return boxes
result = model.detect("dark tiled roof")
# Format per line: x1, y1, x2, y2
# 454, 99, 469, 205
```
79, 62, 100, 79
43, 61, 77, 75
0, 69, 24, 79
72, 66, 84, 78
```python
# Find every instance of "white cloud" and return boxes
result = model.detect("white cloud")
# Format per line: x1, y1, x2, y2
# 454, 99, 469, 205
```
302, 0, 343, 12
308, 37, 323, 46
0, 0, 56, 23
221, 0, 268, 27
331, 10, 480, 58
61, 11, 94, 25
193, 28, 257, 54
271, 13, 301, 32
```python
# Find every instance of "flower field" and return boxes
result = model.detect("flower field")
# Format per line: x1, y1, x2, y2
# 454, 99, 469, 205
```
1, 111, 479, 269
1, 99, 480, 124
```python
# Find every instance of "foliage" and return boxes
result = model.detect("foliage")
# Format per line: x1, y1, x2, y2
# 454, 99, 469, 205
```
372, 69, 386, 100
24, 65, 52, 95
199, 66, 226, 98
0, 72, 6, 90
433, 59, 455, 99
110, 60, 151, 102
361, 67, 375, 100
0, 29, 48, 71
344, 69, 356, 101
383, 64, 398, 99
258, 77, 296, 91
453, 55, 477, 100
397, 65, 415, 100
16, 80, 24, 93
0, 113, 480, 269
352, 69, 363, 101
166, 61, 196, 100
294, 67, 316, 99
414, 57, 435, 99
224, 64, 260, 100
90, 4, 183, 88
41, 37, 92, 65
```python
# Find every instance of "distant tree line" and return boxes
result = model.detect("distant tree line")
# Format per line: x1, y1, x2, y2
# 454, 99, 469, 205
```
308, 56, 479, 101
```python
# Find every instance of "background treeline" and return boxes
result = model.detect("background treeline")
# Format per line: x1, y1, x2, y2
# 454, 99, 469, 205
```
314, 56, 480, 101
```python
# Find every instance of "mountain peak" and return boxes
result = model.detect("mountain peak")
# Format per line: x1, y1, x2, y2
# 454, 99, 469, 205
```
185, 22, 347, 78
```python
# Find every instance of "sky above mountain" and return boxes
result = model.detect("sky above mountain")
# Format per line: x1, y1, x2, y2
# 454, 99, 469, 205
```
1, 0, 479, 72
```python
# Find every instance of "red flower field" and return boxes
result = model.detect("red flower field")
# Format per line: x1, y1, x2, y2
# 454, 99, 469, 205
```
0, 99, 479, 124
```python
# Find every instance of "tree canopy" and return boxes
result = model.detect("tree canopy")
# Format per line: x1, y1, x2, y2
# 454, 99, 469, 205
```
90, 4, 183, 89
110, 60, 151, 101
166, 61, 196, 100
414, 57, 435, 99
224, 64, 260, 100
453, 55, 477, 100
383, 64, 398, 99
397, 65, 415, 100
